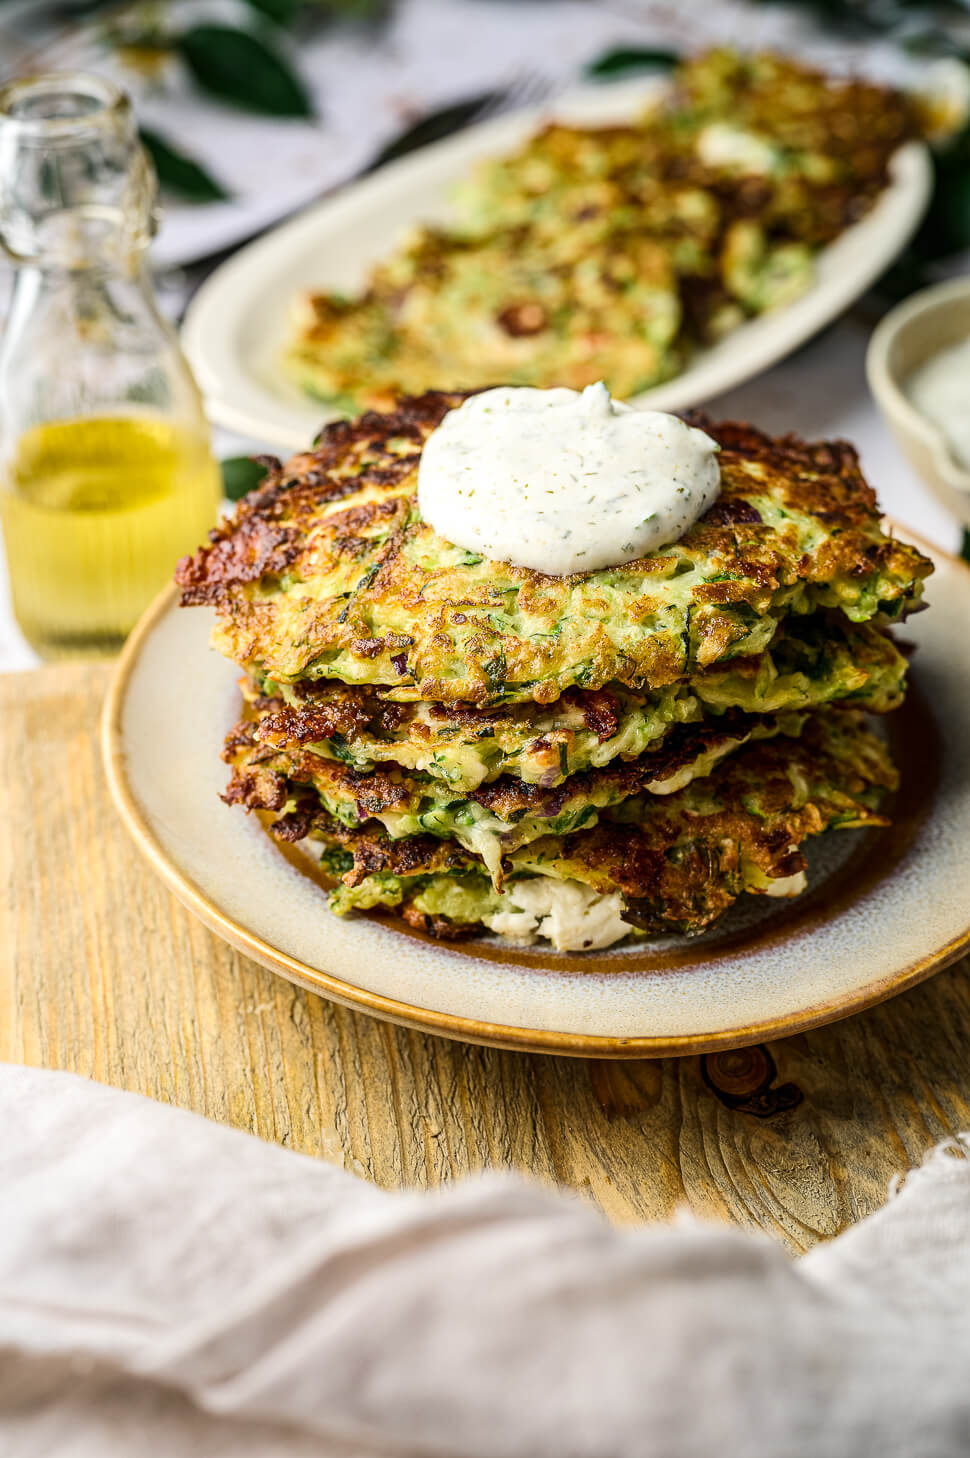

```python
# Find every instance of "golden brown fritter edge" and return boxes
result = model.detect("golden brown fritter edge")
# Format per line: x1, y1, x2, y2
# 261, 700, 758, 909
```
175, 396, 931, 705
220, 711, 897, 941
222, 697, 775, 826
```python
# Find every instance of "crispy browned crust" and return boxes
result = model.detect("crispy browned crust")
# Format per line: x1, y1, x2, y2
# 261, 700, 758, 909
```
176, 392, 461, 606
329, 826, 473, 886
179, 403, 881, 604
223, 698, 770, 827
580, 689, 620, 742
223, 703, 893, 848
175, 397, 931, 704
256, 682, 619, 752
227, 617, 906, 812
256, 692, 410, 747
228, 711, 896, 938
398, 906, 482, 940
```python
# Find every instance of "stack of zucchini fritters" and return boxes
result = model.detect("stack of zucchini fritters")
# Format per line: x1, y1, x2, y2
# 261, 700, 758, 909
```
176, 394, 932, 951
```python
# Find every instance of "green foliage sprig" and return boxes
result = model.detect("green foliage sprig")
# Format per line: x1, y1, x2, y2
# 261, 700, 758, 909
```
7, 0, 389, 202
754, 0, 967, 46
585, 47, 679, 80
138, 125, 230, 201
221, 455, 270, 501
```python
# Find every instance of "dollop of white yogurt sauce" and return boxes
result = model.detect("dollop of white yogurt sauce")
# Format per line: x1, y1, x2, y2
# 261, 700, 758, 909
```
906, 335, 970, 470
417, 383, 721, 576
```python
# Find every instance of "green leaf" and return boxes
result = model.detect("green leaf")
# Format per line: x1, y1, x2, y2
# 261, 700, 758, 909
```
303, 0, 389, 16
176, 24, 314, 117
222, 456, 271, 501
962, 529, 970, 565
879, 119, 970, 288
585, 47, 679, 80
921, 162, 970, 260
26, 0, 120, 13
241, 0, 301, 24
139, 127, 230, 203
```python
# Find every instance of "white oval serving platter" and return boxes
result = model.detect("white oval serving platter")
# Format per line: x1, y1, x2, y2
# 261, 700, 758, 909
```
181, 79, 932, 452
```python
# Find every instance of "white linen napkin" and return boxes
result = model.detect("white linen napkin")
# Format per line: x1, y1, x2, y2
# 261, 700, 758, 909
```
1, 1062, 968, 1458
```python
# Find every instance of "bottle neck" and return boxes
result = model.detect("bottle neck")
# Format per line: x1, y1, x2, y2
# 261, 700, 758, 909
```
3, 250, 170, 363
0, 76, 205, 448
2, 208, 154, 273
0, 73, 158, 272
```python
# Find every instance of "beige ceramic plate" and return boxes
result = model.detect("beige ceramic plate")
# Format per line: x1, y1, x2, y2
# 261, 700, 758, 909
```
102, 529, 970, 1058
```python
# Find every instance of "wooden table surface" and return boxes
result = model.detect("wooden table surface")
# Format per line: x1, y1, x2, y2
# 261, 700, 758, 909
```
3, 662, 969, 1253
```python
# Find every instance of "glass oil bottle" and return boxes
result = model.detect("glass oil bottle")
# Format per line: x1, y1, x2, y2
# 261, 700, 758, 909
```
0, 72, 221, 658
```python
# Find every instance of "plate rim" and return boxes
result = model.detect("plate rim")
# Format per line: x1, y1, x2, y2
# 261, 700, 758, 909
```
101, 527, 970, 1058
180, 82, 932, 451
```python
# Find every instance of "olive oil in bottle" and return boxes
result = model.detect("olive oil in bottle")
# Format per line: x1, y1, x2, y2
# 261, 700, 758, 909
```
0, 72, 221, 659
1, 416, 220, 657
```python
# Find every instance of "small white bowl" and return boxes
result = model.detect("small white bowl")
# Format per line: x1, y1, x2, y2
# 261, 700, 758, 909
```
867, 275, 970, 528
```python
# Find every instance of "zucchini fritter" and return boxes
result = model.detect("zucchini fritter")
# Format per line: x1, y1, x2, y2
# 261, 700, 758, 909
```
288, 223, 682, 408
226, 711, 897, 947
245, 614, 906, 792
225, 700, 804, 886
176, 395, 931, 705
178, 389, 923, 950
461, 51, 916, 252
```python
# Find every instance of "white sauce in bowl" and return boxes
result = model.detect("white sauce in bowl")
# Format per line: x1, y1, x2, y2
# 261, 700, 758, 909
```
417, 383, 721, 577
906, 335, 970, 470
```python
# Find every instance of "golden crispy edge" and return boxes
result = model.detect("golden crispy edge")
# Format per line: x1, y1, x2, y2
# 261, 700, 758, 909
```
175, 398, 924, 608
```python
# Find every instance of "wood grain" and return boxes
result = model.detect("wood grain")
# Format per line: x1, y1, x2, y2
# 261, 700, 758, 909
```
2, 662, 969, 1252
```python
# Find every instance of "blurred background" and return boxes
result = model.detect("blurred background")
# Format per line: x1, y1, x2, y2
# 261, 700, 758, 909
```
3, 0, 969, 290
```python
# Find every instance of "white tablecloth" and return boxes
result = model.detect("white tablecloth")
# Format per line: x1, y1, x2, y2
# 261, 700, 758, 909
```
2, 1063, 970, 1457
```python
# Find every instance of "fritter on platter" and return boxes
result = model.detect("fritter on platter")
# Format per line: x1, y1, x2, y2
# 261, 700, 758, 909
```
282, 49, 920, 411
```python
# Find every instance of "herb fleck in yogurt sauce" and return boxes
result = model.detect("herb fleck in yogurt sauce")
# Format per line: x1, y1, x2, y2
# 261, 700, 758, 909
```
417, 383, 721, 577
